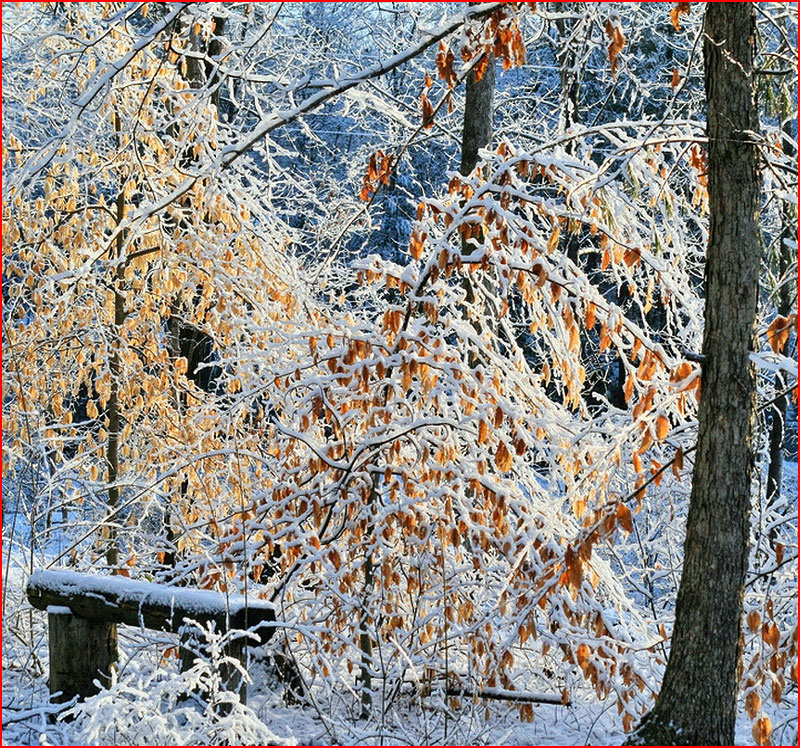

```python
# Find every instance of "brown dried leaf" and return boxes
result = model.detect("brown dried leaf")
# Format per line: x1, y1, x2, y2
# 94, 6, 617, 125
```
752, 716, 772, 746
672, 446, 684, 479
617, 503, 633, 534
576, 642, 590, 671
763, 622, 780, 649
565, 546, 583, 589
745, 690, 761, 719
604, 20, 626, 76
670, 3, 692, 32
547, 225, 560, 253
421, 93, 435, 129
495, 441, 513, 473
766, 315, 791, 354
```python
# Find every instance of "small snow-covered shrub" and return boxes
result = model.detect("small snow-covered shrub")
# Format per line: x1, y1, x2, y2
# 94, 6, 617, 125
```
65, 625, 293, 746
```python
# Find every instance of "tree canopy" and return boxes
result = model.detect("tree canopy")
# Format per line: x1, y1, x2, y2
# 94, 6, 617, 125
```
2, 3, 797, 745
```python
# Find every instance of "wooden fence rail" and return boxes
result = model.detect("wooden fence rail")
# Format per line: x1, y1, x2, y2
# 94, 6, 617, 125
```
26, 569, 275, 707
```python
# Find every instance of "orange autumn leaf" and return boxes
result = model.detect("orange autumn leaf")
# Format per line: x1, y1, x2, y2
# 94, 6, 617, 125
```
655, 415, 670, 441
623, 247, 641, 267
473, 54, 491, 83
421, 93, 435, 129
752, 716, 772, 746
585, 302, 597, 330
409, 229, 426, 260
766, 315, 792, 353
672, 446, 684, 478
762, 622, 780, 649
671, 67, 681, 90
623, 373, 635, 403
436, 42, 457, 87
617, 502, 633, 533
495, 440, 513, 472
745, 690, 761, 719
576, 642, 590, 670
650, 461, 663, 486
547, 225, 560, 253
565, 546, 583, 589
670, 2, 692, 32
494, 405, 504, 429
604, 19, 626, 76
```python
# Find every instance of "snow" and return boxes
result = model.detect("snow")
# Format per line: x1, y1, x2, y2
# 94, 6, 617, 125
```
44, 605, 72, 616
2, 2, 797, 745
28, 570, 274, 617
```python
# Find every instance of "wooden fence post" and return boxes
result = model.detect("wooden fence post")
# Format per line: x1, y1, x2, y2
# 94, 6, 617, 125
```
48, 607, 118, 704
27, 570, 275, 709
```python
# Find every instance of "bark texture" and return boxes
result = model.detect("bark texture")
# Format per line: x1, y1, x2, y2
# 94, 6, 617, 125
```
459, 11, 496, 365
460, 52, 494, 177
48, 611, 117, 704
628, 4, 761, 745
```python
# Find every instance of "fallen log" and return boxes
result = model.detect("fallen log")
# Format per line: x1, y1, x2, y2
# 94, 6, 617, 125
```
446, 685, 569, 706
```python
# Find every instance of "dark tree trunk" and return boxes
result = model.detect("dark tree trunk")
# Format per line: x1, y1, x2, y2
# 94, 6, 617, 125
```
160, 13, 229, 571
458, 7, 496, 369
765, 116, 796, 534
105, 112, 127, 570
553, 3, 585, 140
460, 52, 494, 178
553, 5, 583, 268
628, 4, 761, 745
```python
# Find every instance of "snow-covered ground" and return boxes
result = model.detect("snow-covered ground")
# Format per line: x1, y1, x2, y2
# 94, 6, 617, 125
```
3, 460, 797, 746
2, 575, 797, 745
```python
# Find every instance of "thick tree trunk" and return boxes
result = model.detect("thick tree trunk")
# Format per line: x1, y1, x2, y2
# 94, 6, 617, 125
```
628, 4, 761, 745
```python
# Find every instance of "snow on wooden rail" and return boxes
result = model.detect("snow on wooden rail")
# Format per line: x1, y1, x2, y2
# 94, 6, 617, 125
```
26, 569, 275, 634
26, 569, 276, 707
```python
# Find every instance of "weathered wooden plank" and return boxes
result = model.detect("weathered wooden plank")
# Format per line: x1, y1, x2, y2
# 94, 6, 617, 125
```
26, 570, 275, 638
48, 608, 118, 705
